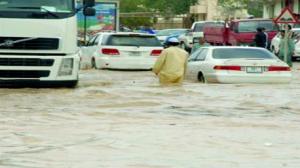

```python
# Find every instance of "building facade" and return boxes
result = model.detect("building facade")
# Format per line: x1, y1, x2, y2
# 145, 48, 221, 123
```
190, 0, 249, 21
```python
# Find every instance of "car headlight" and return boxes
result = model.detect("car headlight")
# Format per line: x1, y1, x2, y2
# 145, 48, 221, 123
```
58, 58, 73, 76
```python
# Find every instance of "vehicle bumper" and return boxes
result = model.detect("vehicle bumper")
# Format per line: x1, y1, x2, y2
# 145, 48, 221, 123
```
97, 57, 156, 70
0, 54, 80, 87
0, 80, 78, 88
206, 73, 292, 84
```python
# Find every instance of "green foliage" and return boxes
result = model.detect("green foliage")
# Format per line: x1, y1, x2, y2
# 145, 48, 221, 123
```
120, 17, 151, 28
119, 0, 198, 28
246, 1, 264, 18
143, 0, 198, 14
118, 0, 151, 28
218, 0, 263, 18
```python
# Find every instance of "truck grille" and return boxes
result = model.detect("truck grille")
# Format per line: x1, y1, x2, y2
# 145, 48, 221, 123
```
0, 58, 54, 66
0, 37, 59, 50
0, 70, 50, 78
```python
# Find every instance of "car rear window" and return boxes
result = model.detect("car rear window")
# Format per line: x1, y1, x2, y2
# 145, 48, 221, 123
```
105, 35, 161, 47
212, 48, 276, 59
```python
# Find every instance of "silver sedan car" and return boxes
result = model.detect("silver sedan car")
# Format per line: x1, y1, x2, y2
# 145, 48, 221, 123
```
187, 47, 292, 84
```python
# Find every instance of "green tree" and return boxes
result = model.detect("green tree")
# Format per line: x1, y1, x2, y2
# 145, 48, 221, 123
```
218, 0, 263, 18
143, 0, 198, 15
118, 0, 151, 28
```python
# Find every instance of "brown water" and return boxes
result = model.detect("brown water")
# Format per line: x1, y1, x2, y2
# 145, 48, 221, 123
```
1, 63, 300, 168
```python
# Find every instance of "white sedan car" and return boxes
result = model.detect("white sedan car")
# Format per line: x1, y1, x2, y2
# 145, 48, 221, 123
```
270, 28, 300, 61
80, 32, 163, 70
187, 47, 292, 84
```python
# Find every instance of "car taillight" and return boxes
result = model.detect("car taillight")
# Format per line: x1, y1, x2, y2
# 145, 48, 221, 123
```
150, 50, 163, 56
214, 65, 242, 71
268, 66, 291, 71
102, 48, 120, 55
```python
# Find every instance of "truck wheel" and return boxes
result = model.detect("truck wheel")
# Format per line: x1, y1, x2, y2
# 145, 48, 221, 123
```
198, 72, 206, 83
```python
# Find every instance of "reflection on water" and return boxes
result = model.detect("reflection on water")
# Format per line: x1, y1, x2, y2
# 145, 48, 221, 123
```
1, 64, 300, 168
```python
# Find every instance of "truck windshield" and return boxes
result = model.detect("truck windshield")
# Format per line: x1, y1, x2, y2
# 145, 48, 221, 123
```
238, 21, 278, 32
0, 0, 74, 13
213, 48, 276, 59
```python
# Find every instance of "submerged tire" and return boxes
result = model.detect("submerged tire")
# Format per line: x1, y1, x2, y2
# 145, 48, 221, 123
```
180, 42, 186, 50
198, 72, 206, 83
91, 58, 97, 69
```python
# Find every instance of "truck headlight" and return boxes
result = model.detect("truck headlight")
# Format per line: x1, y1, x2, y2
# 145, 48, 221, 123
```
58, 58, 73, 76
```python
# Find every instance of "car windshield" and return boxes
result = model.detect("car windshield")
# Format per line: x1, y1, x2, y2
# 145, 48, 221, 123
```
0, 0, 74, 13
106, 35, 162, 47
193, 22, 224, 32
156, 29, 188, 36
213, 48, 277, 59
238, 21, 278, 32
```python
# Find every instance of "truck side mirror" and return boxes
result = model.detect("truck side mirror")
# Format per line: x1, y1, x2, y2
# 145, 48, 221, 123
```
83, 0, 95, 7
84, 7, 95, 16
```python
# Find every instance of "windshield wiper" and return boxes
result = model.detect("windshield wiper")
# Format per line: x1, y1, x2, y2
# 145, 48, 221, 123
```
8, 7, 59, 18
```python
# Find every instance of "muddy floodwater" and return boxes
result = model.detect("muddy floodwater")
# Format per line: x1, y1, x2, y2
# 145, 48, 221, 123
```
1, 63, 300, 168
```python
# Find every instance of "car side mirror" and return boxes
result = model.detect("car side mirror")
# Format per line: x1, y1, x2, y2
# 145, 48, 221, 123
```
77, 41, 86, 47
84, 7, 95, 16
193, 38, 199, 43
186, 29, 192, 35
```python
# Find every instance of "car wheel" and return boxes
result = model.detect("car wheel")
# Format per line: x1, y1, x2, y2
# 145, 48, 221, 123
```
180, 42, 186, 50
198, 72, 206, 83
91, 58, 97, 69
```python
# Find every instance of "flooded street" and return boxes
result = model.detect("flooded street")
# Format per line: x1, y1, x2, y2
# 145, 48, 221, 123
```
1, 63, 300, 168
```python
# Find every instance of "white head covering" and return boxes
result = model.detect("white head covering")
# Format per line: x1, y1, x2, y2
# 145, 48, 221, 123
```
168, 38, 179, 43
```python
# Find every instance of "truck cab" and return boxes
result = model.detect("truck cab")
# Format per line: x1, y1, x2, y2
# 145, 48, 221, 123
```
0, 0, 94, 88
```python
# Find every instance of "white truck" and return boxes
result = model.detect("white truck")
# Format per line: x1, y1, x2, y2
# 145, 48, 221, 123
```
178, 21, 224, 52
0, 0, 95, 87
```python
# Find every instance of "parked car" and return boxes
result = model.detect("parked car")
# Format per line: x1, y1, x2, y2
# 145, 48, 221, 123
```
178, 21, 224, 51
271, 28, 300, 61
187, 46, 292, 84
156, 29, 189, 46
80, 32, 163, 70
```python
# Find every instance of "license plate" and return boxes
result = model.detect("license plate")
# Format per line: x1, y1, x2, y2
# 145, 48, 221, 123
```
246, 66, 263, 73
129, 51, 141, 56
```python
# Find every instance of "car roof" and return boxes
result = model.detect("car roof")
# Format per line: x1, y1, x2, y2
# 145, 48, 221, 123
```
232, 19, 273, 22
201, 46, 268, 50
95, 32, 156, 36
160, 29, 189, 30
193, 21, 224, 24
